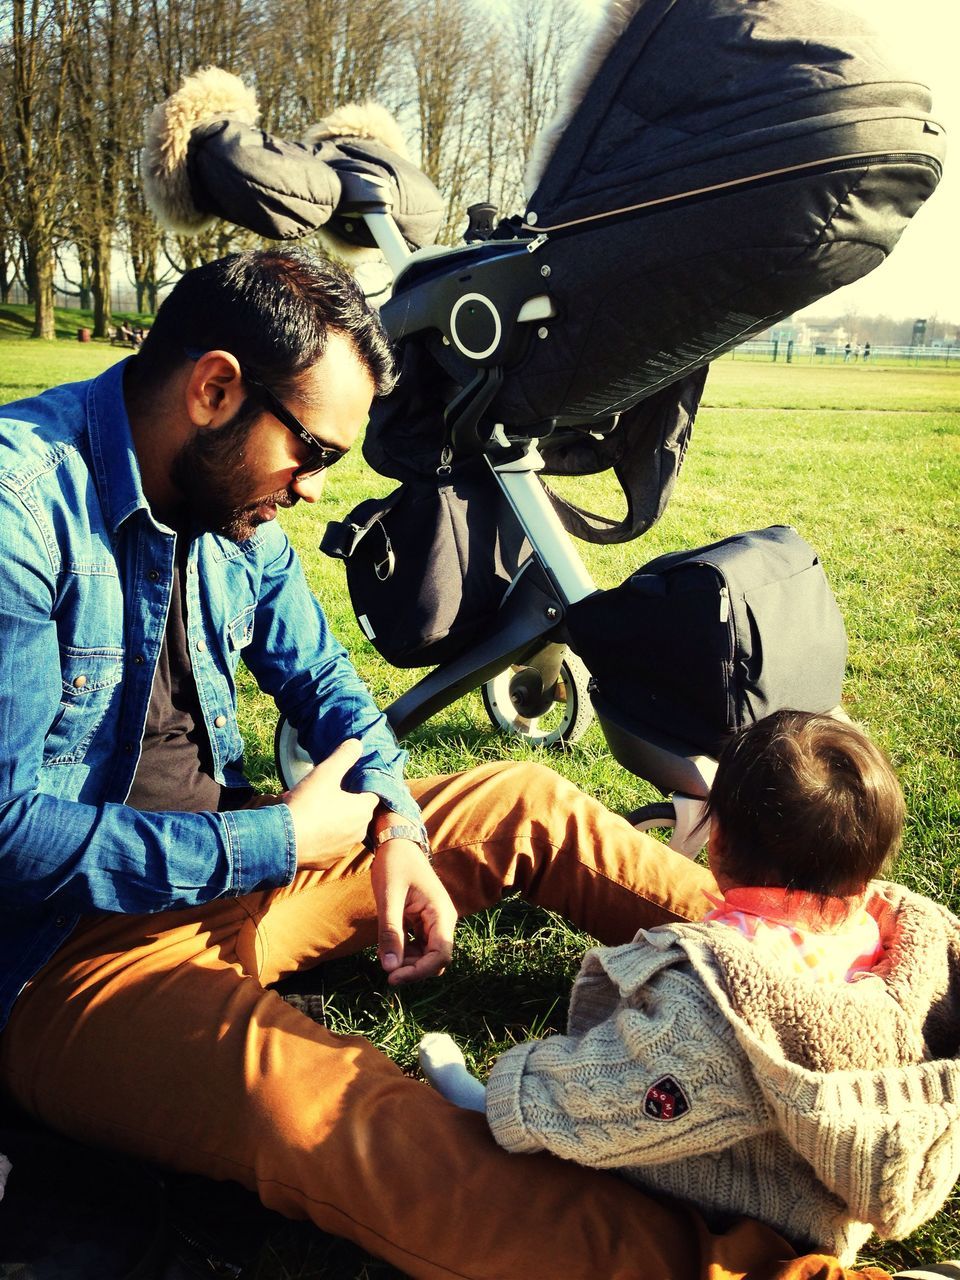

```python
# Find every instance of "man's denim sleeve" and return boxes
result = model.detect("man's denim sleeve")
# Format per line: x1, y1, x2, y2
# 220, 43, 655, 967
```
241, 523, 422, 827
0, 496, 296, 915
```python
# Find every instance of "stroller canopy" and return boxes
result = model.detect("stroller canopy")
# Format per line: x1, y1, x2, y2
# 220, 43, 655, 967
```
472, 0, 946, 425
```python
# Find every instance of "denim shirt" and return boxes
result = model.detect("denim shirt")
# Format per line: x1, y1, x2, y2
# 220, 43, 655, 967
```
0, 359, 421, 1029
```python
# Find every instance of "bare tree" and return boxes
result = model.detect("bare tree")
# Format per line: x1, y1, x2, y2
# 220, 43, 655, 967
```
0, 98, 25, 304
474, 26, 519, 218
403, 0, 493, 241
400, 0, 587, 242
251, 0, 411, 134
9, 0, 75, 338
65, 0, 145, 336
121, 150, 173, 313
135, 0, 265, 276
508, 0, 587, 180
144, 0, 252, 98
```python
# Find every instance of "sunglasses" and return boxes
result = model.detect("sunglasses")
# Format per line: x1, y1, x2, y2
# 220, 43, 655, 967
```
184, 349, 348, 479
239, 366, 348, 479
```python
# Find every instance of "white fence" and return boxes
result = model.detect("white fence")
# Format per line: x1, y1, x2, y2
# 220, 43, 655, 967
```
727, 340, 960, 365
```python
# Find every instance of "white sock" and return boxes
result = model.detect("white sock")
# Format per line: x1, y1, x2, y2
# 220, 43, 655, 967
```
418, 1032, 487, 1111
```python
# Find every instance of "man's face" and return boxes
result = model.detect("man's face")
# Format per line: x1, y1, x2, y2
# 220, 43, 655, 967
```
171, 333, 375, 542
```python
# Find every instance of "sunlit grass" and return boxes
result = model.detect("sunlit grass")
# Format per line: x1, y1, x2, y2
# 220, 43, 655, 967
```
2, 337, 958, 1277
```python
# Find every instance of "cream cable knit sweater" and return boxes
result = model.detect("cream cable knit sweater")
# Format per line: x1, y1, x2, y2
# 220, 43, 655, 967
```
485, 881, 960, 1264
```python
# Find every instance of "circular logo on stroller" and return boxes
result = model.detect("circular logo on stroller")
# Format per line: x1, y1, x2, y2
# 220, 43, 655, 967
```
643, 1076, 690, 1121
449, 293, 502, 359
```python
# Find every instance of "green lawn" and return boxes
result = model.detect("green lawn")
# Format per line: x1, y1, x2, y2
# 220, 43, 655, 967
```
1, 337, 958, 1277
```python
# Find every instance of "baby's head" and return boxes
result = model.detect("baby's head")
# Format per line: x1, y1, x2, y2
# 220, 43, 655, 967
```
706, 710, 905, 899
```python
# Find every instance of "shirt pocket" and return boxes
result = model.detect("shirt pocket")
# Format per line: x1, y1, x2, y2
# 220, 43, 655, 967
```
225, 605, 256, 669
45, 645, 124, 765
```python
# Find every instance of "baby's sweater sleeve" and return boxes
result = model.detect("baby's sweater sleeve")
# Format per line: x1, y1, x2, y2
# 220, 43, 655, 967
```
484, 955, 769, 1169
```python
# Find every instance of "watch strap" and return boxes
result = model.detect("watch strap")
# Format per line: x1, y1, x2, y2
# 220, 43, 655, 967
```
372, 823, 432, 861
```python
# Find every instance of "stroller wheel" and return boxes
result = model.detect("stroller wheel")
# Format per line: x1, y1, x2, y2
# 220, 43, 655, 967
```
628, 793, 711, 858
629, 801, 677, 830
274, 715, 314, 791
481, 651, 593, 748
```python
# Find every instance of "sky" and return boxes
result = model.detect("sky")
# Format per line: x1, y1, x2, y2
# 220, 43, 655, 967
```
794, 1, 959, 323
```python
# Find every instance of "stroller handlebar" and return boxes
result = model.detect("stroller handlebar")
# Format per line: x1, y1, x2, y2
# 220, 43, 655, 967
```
143, 68, 444, 252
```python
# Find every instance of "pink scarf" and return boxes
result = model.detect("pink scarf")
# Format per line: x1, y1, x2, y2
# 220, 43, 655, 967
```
703, 886, 883, 983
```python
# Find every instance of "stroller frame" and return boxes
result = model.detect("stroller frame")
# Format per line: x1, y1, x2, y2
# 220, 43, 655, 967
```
275, 176, 719, 852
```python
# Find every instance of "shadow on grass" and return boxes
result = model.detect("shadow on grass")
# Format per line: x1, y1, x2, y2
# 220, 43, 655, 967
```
0, 307, 33, 335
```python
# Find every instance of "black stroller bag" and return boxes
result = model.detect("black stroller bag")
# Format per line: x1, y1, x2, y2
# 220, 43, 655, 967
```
565, 526, 847, 756
322, 464, 528, 668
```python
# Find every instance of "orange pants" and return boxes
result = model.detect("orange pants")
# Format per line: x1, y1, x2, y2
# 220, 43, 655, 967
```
0, 762, 889, 1280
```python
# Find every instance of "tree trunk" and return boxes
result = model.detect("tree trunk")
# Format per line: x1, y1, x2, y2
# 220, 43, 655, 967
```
91, 226, 113, 337
31, 248, 56, 340
0, 237, 15, 305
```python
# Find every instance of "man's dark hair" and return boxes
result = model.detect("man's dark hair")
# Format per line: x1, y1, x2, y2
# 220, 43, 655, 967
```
707, 710, 905, 897
133, 249, 395, 397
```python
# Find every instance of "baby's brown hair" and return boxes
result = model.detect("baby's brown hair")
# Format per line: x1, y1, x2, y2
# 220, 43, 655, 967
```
707, 710, 905, 897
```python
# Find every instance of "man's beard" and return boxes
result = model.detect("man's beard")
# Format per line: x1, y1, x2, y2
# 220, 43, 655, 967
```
169, 403, 298, 541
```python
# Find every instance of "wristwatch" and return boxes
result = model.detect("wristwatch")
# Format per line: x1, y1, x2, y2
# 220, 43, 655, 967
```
372, 823, 433, 862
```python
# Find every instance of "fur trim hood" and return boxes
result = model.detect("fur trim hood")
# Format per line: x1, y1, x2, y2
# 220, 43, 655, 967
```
143, 67, 259, 234
141, 69, 440, 256
302, 102, 410, 161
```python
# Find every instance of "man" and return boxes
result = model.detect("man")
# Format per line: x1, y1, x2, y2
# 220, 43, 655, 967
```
0, 250, 890, 1280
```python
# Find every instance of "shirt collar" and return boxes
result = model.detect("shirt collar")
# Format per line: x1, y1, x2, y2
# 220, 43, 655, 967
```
86, 357, 153, 533
703, 885, 863, 931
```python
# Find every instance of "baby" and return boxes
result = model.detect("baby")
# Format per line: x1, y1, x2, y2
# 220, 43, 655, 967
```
420, 710, 960, 1269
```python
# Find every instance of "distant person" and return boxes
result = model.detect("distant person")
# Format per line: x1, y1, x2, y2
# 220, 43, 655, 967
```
421, 710, 960, 1274
844, 341, 852, 361
864, 342, 871, 361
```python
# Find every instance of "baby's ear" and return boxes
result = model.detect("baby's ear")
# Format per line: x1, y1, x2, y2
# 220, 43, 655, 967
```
706, 821, 732, 886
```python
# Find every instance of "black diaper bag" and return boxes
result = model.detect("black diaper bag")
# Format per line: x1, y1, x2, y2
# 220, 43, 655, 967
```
320, 464, 528, 668
565, 525, 847, 755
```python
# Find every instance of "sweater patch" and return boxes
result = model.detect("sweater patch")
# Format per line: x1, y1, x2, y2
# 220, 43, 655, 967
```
643, 1075, 690, 1121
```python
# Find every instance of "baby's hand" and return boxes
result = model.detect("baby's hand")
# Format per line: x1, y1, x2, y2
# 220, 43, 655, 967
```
418, 1033, 487, 1111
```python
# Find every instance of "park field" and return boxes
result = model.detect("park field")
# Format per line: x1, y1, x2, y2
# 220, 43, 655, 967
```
0, 333, 958, 1277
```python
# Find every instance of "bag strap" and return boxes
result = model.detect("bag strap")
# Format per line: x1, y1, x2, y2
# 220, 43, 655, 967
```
539, 368, 707, 545
320, 488, 405, 560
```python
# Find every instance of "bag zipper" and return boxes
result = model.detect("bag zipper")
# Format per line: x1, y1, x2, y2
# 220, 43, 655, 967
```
521, 149, 943, 238
684, 561, 738, 729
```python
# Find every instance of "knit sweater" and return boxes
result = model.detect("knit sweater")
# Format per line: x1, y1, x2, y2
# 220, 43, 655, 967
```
485, 881, 960, 1264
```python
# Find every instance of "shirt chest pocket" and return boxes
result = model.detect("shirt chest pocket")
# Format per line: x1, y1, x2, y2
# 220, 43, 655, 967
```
225, 606, 256, 667
45, 646, 124, 766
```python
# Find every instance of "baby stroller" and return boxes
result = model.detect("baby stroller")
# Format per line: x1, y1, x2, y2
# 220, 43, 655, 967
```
144, 0, 945, 850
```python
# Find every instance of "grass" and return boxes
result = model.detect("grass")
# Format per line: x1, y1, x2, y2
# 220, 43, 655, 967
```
1, 339, 959, 1277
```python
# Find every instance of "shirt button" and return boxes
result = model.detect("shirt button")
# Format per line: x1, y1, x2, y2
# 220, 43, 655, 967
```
148, 570, 160, 582
133, 654, 145, 665
196, 640, 206, 653
72, 675, 88, 689
123, 742, 135, 754
214, 715, 227, 728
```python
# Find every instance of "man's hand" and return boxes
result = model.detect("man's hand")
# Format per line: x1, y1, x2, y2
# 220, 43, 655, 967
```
283, 739, 378, 870
371, 838, 457, 985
